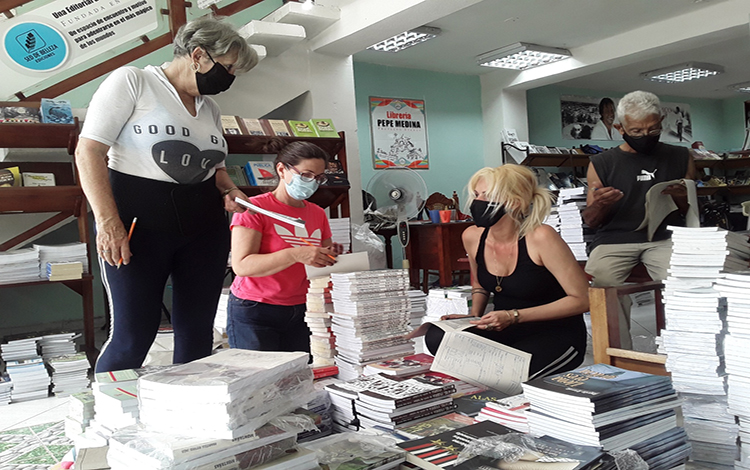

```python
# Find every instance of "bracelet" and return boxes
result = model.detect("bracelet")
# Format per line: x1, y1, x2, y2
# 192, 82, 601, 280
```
512, 308, 521, 324
222, 187, 239, 197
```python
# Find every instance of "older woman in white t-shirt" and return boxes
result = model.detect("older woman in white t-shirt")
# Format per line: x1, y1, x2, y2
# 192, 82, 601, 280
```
75, 16, 257, 373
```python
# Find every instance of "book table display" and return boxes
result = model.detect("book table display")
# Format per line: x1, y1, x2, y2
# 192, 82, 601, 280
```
0, 113, 98, 364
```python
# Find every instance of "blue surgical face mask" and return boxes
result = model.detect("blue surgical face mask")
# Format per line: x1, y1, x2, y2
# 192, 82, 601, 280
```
286, 173, 319, 200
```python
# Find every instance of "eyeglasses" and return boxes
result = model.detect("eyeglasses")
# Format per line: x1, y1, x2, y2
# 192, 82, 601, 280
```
204, 49, 235, 74
286, 165, 328, 184
626, 126, 662, 138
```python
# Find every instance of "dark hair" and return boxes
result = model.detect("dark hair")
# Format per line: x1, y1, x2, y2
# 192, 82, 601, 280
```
598, 97, 615, 117
262, 137, 330, 175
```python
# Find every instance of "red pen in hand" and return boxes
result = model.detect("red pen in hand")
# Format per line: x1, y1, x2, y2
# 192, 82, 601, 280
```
117, 217, 137, 269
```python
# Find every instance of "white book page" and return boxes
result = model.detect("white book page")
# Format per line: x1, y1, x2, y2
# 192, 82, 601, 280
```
431, 331, 530, 395
305, 251, 370, 278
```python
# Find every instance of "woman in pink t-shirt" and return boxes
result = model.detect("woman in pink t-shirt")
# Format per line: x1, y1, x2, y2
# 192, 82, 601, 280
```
228, 138, 342, 353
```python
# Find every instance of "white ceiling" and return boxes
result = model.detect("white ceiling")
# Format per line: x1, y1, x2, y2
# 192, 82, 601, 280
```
351, 0, 750, 100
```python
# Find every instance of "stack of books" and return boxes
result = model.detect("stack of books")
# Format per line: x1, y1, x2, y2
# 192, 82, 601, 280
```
48, 352, 90, 396
46, 261, 83, 281
306, 275, 336, 367
423, 287, 473, 323
0, 372, 11, 405
214, 287, 230, 338
107, 422, 298, 470
138, 350, 314, 439
554, 187, 588, 261
328, 217, 351, 253
407, 290, 428, 329
66, 390, 95, 438
1, 337, 50, 403
411, 370, 488, 398
473, 393, 530, 433
353, 374, 457, 431
451, 389, 508, 418
713, 272, 750, 469
659, 226, 750, 467
92, 378, 139, 436
0, 248, 41, 284
34, 242, 89, 279
329, 269, 413, 380
295, 389, 334, 443
39, 332, 78, 359
300, 432, 404, 470
363, 353, 434, 377
522, 364, 685, 458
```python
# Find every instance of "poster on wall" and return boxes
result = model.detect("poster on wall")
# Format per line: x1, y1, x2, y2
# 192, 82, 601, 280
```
369, 96, 428, 169
0, 0, 160, 100
560, 95, 693, 143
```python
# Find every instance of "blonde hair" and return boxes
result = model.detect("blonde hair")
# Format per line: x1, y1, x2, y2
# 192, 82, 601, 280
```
465, 164, 552, 238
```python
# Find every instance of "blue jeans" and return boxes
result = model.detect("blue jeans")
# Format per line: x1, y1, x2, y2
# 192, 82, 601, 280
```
226, 293, 311, 355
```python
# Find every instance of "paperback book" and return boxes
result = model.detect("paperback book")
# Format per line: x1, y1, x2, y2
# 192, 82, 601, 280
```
244, 161, 278, 186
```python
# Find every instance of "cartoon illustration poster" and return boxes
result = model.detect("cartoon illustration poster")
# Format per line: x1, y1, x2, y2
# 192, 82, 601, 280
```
369, 97, 428, 169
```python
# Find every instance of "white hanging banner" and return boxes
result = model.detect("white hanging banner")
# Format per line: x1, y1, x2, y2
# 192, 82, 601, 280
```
0, 0, 159, 99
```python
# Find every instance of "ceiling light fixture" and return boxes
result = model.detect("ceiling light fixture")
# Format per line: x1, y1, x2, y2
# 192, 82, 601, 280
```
640, 62, 724, 83
729, 81, 750, 93
476, 42, 571, 70
367, 26, 441, 53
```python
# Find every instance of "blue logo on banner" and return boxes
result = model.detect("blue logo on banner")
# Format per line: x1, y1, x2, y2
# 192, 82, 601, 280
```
4, 22, 68, 71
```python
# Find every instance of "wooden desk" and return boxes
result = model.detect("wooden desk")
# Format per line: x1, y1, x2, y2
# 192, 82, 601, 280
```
404, 221, 473, 291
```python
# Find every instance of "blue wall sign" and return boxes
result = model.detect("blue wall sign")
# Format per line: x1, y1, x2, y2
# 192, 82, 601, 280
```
3, 22, 68, 71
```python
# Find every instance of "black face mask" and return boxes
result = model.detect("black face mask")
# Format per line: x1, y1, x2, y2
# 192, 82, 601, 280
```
623, 132, 660, 155
470, 199, 505, 228
195, 51, 235, 95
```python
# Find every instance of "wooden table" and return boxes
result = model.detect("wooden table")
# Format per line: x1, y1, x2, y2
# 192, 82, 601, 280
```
404, 220, 473, 292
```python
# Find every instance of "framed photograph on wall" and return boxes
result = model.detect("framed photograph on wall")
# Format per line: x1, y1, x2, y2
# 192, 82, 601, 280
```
369, 97, 429, 169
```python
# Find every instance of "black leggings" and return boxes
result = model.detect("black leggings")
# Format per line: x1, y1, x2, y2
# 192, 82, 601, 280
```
95, 223, 230, 373
424, 319, 586, 380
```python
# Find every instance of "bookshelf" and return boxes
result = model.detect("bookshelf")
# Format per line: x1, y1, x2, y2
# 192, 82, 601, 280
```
225, 131, 351, 218
0, 115, 98, 364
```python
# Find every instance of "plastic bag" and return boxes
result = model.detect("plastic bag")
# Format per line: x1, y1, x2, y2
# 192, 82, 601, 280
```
352, 223, 386, 270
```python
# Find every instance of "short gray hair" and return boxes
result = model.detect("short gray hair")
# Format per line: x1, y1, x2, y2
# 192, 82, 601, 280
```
173, 16, 258, 73
616, 90, 662, 123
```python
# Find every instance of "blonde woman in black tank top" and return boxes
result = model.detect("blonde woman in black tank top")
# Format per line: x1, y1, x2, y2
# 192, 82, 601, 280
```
423, 165, 590, 379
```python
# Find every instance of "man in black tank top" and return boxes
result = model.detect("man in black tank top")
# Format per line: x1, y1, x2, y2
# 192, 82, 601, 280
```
582, 91, 696, 349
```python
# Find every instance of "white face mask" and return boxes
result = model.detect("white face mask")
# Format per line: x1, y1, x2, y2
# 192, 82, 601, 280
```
286, 173, 319, 200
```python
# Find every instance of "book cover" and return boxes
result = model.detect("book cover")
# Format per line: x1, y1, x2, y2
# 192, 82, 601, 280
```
310, 118, 339, 138
0, 106, 41, 123
221, 115, 244, 135
244, 161, 278, 187
301, 433, 406, 470
323, 159, 349, 186
453, 389, 512, 417
289, 120, 318, 138
522, 364, 671, 404
363, 353, 434, 377
242, 118, 267, 136
394, 412, 475, 440
266, 119, 292, 137
359, 401, 458, 428
357, 375, 456, 410
22, 172, 55, 187
0, 166, 21, 187
452, 434, 605, 470
226, 165, 250, 187
40, 98, 74, 124
397, 420, 513, 470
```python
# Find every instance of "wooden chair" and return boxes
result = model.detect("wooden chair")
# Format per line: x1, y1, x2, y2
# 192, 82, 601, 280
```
588, 263, 669, 376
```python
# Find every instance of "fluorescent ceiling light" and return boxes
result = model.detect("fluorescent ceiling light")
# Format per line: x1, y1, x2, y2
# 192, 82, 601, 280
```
477, 42, 571, 70
641, 62, 724, 83
729, 81, 750, 93
367, 26, 441, 53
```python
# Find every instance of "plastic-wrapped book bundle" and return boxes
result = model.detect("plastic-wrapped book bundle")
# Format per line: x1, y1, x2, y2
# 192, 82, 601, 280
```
424, 286, 473, 324
328, 269, 414, 381
138, 349, 314, 439
658, 226, 750, 467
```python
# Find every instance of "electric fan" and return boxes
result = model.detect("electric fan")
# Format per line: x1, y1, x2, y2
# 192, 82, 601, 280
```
365, 168, 427, 254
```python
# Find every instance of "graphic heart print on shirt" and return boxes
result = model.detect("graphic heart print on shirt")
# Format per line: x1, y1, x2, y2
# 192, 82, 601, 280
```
152, 141, 225, 184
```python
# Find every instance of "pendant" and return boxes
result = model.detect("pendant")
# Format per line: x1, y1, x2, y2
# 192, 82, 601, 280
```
495, 285, 503, 293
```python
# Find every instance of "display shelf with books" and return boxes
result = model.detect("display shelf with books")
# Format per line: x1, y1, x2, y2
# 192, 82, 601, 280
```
0, 111, 97, 364
225, 131, 350, 218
